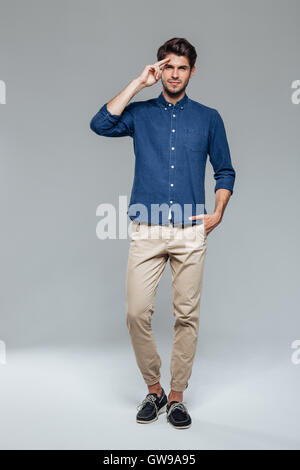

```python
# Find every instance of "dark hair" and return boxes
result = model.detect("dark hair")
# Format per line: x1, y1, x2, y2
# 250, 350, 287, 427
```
157, 37, 197, 69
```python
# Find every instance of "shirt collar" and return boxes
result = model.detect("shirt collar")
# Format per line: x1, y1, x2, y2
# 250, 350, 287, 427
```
157, 91, 189, 109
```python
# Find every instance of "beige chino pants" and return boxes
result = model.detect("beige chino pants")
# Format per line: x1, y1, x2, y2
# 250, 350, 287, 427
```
125, 220, 207, 392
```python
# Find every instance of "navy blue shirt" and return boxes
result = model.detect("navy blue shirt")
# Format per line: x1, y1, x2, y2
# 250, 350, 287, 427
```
90, 91, 236, 226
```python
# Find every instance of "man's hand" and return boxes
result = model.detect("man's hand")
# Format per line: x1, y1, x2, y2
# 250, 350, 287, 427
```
188, 189, 232, 236
137, 58, 170, 88
188, 212, 222, 236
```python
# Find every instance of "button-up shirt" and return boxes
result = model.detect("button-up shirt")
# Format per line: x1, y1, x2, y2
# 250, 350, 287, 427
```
90, 91, 236, 226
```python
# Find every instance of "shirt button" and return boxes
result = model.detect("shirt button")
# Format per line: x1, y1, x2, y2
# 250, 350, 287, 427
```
164, 107, 167, 110
171, 146, 175, 150
172, 129, 175, 132
168, 103, 172, 107
170, 200, 173, 203
171, 165, 174, 168
170, 183, 174, 187
173, 114, 176, 117
181, 106, 183, 109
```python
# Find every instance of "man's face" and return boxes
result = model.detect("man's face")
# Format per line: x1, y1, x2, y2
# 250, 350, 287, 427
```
161, 53, 195, 96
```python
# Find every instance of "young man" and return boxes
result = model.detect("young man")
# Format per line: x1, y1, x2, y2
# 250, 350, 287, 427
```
90, 38, 236, 429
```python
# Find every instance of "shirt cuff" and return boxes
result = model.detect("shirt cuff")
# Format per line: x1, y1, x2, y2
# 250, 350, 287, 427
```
214, 181, 234, 195
101, 102, 123, 122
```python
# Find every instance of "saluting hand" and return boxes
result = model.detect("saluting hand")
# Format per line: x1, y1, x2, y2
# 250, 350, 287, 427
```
137, 58, 170, 88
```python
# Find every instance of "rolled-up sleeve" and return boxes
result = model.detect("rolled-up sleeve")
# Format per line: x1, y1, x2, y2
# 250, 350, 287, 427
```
208, 109, 236, 195
90, 102, 135, 137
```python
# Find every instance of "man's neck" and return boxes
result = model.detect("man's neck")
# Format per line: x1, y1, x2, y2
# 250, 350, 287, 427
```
162, 90, 186, 105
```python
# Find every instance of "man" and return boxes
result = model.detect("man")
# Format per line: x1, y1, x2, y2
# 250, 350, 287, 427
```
90, 38, 236, 429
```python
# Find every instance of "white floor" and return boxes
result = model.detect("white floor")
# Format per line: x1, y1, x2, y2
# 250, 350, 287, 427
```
0, 344, 299, 450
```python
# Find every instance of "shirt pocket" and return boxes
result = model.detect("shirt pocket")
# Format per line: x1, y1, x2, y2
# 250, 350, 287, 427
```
184, 128, 208, 153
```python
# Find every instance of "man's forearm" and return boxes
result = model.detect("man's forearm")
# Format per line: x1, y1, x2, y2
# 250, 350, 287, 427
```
106, 78, 144, 116
214, 188, 231, 221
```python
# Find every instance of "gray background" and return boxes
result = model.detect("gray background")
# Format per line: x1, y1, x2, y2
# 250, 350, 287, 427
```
0, 0, 299, 450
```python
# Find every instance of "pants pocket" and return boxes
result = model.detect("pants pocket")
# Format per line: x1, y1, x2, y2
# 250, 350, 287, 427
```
194, 222, 206, 241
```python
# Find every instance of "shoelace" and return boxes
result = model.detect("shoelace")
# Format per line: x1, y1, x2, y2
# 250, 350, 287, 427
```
167, 401, 188, 417
136, 394, 158, 413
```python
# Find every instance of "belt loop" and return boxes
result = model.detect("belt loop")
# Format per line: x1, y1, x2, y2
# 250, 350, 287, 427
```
133, 220, 140, 231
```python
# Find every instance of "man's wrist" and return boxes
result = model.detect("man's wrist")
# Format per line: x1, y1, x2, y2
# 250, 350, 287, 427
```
132, 77, 145, 92
213, 210, 223, 222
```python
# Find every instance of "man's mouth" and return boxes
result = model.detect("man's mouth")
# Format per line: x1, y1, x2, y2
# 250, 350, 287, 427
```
169, 81, 180, 85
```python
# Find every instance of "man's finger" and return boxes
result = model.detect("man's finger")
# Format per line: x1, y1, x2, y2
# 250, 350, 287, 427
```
188, 214, 205, 220
154, 58, 170, 66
